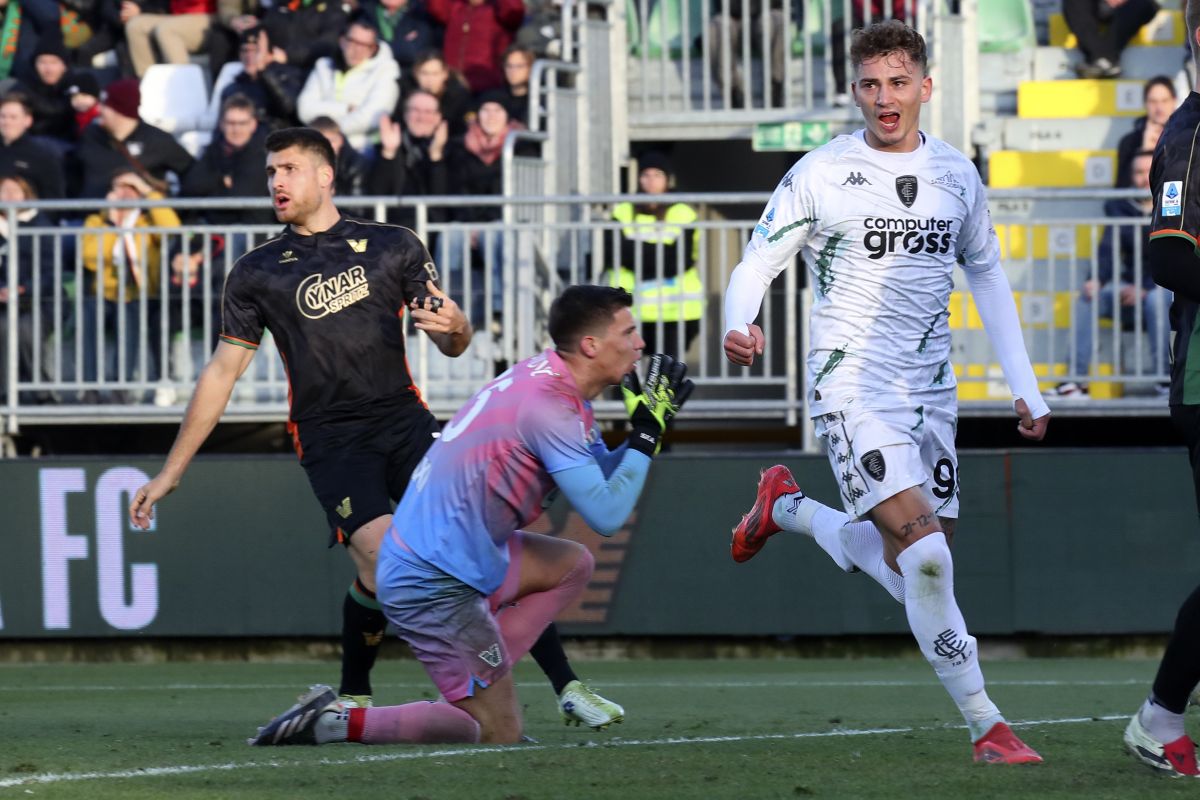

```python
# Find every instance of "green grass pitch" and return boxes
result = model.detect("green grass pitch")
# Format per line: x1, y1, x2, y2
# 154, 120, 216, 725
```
0, 656, 1195, 799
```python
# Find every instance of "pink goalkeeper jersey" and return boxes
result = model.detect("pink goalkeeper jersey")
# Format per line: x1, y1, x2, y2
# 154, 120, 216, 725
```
386, 349, 601, 594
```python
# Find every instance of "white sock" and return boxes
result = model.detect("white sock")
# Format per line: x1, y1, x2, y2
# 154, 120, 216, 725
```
897, 533, 1003, 742
772, 495, 905, 603
1141, 696, 1187, 743
313, 704, 350, 744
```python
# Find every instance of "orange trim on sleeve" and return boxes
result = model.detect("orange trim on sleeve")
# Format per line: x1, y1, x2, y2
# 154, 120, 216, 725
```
1150, 229, 1198, 244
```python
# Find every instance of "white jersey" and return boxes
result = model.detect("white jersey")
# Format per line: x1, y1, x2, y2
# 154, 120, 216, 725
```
739, 130, 998, 416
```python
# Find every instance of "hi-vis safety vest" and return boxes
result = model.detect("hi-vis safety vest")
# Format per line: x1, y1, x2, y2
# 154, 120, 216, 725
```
608, 201, 704, 322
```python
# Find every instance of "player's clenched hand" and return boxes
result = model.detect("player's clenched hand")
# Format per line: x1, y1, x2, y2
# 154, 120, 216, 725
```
410, 280, 467, 336
1014, 398, 1049, 442
723, 324, 765, 366
129, 473, 179, 530
622, 353, 695, 456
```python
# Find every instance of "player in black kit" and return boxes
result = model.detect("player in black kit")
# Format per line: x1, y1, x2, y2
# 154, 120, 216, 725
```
128, 128, 625, 728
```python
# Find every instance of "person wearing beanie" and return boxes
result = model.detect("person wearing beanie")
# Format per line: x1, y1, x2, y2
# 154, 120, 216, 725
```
69, 77, 194, 198
66, 72, 101, 136
0, 4, 63, 85
607, 150, 701, 358
16, 37, 75, 144
124, 0, 218, 77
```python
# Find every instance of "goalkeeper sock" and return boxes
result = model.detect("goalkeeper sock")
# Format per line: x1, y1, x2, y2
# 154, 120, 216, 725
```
339, 579, 386, 698
773, 496, 904, 602
898, 533, 1002, 742
317, 702, 481, 744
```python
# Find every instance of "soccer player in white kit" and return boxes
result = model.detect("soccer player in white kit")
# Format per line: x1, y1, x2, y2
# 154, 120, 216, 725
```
723, 20, 1050, 764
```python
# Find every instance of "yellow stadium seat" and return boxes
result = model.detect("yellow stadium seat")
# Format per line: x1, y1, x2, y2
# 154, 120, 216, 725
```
993, 223, 1097, 259
1048, 9, 1183, 48
989, 150, 1117, 188
1017, 80, 1145, 118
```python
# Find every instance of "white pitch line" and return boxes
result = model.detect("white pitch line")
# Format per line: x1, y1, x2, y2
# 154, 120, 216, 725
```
0, 679, 1148, 693
0, 714, 1129, 791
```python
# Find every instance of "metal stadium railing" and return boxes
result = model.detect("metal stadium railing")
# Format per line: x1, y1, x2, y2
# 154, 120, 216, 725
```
0, 189, 1169, 436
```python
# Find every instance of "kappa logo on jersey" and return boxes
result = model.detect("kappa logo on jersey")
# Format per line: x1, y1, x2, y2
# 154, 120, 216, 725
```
279, 249, 298, 264
843, 172, 871, 186
860, 449, 886, 481
346, 238, 368, 253
896, 175, 919, 207
296, 265, 371, 319
863, 217, 954, 260
1163, 181, 1183, 217
781, 171, 795, 192
478, 643, 503, 667
754, 208, 776, 238
932, 170, 966, 198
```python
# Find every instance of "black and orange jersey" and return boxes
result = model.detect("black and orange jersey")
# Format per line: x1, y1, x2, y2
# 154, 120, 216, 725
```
1150, 92, 1200, 405
221, 215, 437, 432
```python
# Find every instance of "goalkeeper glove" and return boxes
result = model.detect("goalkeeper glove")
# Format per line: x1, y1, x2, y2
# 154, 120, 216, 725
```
622, 353, 695, 456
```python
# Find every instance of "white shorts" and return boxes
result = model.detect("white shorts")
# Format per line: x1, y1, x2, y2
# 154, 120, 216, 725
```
814, 403, 960, 520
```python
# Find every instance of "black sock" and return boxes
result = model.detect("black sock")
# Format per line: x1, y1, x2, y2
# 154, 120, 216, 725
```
1151, 582, 1200, 713
529, 623, 578, 695
340, 579, 386, 697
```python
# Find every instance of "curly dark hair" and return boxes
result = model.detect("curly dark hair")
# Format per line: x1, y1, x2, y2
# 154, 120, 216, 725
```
850, 19, 928, 75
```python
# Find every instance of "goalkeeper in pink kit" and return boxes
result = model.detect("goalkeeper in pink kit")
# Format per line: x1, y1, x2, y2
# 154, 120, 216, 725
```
250, 285, 693, 745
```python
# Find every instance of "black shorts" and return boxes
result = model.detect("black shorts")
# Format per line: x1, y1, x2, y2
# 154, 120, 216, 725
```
298, 411, 441, 546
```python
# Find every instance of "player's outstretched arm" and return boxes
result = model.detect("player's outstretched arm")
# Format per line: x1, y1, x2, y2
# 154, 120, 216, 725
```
129, 341, 255, 530
411, 280, 472, 357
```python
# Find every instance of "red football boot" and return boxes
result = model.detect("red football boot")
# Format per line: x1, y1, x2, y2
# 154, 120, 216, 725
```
973, 722, 1044, 765
730, 465, 801, 563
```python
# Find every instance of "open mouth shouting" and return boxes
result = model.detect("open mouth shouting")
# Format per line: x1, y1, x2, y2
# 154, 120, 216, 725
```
877, 110, 901, 135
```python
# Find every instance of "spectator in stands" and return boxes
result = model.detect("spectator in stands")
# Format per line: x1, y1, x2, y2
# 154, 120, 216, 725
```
0, 173, 54, 402
181, 94, 274, 227
71, 77, 194, 198
0, 0, 62, 86
298, 18, 400, 152
220, 25, 305, 131
499, 43, 533, 126
361, 0, 441, 73
513, 0, 561, 58
369, 89, 449, 226
206, 0, 261, 75
66, 71, 101, 136
830, 1, 915, 105
707, 0, 787, 109
442, 90, 524, 323
1063, 0, 1159, 79
0, 94, 65, 199
1117, 75, 1176, 187
309, 115, 369, 197
261, 0, 347, 71
80, 170, 180, 401
606, 150, 700, 357
1056, 150, 1170, 398
72, 0, 150, 78
427, 0, 524, 93
402, 50, 472, 136
19, 37, 75, 146
124, 0, 217, 77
